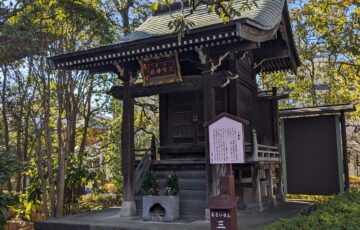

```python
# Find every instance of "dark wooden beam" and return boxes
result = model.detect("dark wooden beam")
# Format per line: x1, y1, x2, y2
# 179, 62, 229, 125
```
256, 94, 289, 101
340, 112, 350, 191
279, 103, 356, 117
121, 80, 135, 201
203, 71, 216, 198
208, 41, 257, 58
254, 49, 289, 63
109, 74, 228, 99
271, 88, 279, 147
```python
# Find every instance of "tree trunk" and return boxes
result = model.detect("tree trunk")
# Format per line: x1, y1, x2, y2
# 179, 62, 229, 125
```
22, 108, 30, 190
1, 66, 12, 191
55, 73, 65, 217
35, 124, 49, 217
43, 67, 56, 217
78, 76, 94, 161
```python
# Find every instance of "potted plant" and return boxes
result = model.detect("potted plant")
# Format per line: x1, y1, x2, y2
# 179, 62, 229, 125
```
142, 171, 159, 196
142, 172, 179, 222
165, 173, 179, 196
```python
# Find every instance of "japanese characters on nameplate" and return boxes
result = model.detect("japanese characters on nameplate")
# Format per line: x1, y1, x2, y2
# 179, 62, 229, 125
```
211, 210, 232, 229
139, 54, 182, 87
208, 116, 245, 164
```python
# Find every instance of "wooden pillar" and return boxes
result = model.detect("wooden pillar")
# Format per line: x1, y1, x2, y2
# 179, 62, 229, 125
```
271, 87, 284, 201
120, 80, 136, 216
228, 78, 240, 116
228, 78, 246, 208
150, 135, 156, 161
271, 87, 279, 146
249, 164, 263, 211
237, 169, 244, 208
265, 164, 274, 205
203, 71, 216, 198
340, 112, 350, 191
275, 164, 284, 201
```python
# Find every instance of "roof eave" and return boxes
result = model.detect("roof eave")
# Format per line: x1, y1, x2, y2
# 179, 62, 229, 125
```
48, 16, 282, 64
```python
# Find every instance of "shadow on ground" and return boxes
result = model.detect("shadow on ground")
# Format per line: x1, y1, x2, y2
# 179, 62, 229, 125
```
35, 200, 313, 230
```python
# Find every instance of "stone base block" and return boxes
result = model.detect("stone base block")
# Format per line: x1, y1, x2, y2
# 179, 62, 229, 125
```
143, 195, 179, 222
246, 202, 264, 212
205, 208, 210, 220
120, 201, 136, 217
276, 194, 285, 202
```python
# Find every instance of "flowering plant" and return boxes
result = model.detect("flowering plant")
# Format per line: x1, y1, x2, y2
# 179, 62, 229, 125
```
165, 173, 179, 196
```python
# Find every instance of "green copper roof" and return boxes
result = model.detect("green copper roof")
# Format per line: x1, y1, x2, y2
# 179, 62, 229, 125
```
122, 0, 285, 43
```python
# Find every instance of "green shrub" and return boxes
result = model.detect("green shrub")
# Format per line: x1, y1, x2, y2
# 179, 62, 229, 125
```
286, 194, 332, 202
0, 192, 19, 228
142, 171, 159, 195
69, 194, 118, 214
165, 173, 179, 196
350, 176, 360, 191
266, 191, 360, 230
0, 146, 21, 227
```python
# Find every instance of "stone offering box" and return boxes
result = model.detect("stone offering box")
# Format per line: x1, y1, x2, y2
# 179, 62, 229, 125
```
142, 195, 179, 222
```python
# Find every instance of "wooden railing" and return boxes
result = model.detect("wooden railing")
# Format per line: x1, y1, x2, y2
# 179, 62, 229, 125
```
246, 129, 280, 162
134, 135, 156, 161
134, 152, 153, 194
134, 135, 156, 194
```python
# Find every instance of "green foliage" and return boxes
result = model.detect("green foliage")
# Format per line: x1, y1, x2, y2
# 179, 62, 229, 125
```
64, 194, 118, 215
168, 14, 195, 41
1, 0, 116, 218
260, 0, 360, 170
154, 0, 258, 40
165, 173, 179, 196
0, 193, 8, 227
0, 191, 19, 228
261, 0, 359, 112
0, 146, 21, 186
0, 146, 21, 227
151, 2, 159, 11
98, 105, 124, 201
350, 176, 360, 191
266, 191, 360, 230
11, 182, 43, 220
286, 194, 332, 203
65, 155, 97, 191
142, 171, 159, 195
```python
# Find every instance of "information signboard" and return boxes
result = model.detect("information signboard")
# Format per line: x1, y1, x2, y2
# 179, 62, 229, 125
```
207, 114, 245, 164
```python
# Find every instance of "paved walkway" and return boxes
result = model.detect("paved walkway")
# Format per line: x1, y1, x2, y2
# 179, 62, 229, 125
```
35, 200, 313, 230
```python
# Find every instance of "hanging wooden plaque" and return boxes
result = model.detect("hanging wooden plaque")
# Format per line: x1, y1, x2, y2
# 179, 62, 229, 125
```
140, 54, 182, 87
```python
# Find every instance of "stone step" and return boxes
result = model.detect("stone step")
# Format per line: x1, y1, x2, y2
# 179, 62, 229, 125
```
154, 171, 207, 180
178, 190, 207, 199
180, 210, 205, 219
180, 199, 206, 211
151, 162, 206, 172
156, 178, 206, 190
135, 161, 207, 219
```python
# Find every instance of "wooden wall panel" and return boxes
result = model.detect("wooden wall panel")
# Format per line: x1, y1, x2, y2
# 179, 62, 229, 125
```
283, 116, 341, 195
255, 100, 274, 146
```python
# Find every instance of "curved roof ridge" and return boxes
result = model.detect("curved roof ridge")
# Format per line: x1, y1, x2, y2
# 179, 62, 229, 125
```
121, 0, 285, 43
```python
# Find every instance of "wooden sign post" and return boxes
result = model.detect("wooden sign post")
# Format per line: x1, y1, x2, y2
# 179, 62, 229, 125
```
204, 113, 249, 230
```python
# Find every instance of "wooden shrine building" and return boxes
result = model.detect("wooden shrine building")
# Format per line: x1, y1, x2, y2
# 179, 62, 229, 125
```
49, 0, 300, 219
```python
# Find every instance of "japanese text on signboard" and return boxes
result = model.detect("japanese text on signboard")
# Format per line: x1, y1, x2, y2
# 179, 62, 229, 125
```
140, 54, 182, 87
208, 117, 245, 164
